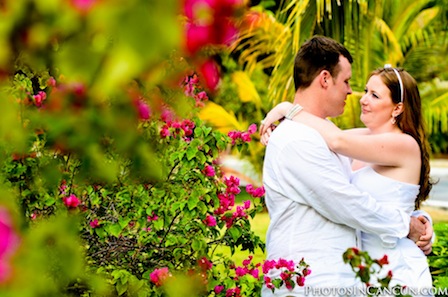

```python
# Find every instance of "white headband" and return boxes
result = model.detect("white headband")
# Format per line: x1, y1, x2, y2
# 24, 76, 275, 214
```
384, 64, 403, 103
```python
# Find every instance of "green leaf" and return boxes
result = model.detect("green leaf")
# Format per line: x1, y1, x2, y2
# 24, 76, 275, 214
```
187, 195, 199, 210
107, 224, 123, 237
192, 238, 203, 251
186, 145, 198, 160
116, 281, 127, 296
228, 225, 242, 241
118, 217, 131, 229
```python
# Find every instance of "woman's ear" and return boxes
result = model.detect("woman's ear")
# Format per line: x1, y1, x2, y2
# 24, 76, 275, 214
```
392, 102, 404, 117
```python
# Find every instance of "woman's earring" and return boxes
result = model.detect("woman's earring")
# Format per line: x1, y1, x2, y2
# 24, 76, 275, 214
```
391, 116, 396, 124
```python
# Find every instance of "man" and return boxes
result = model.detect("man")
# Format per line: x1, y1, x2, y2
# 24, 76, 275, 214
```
260, 36, 432, 296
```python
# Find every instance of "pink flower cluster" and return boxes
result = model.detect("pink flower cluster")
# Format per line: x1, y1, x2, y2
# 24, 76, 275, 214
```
32, 91, 47, 107
147, 212, 159, 222
71, 0, 96, 13
214, 175, 240, 215
213, 256, 259, 297
134, 99, 151, 121
234, 255, 260, 279
183, 0, 244, 56
263, 258, 311, 292
149, 267, 171, 287
183, 74, 210, 107
213, 176, 251, 228
197, 256, 213, 271
89, 219, 100, 228
245, 184, 265, 198
204, 215, 216, 227
203, 165, 216, 177
160, 114, 195, 141
0, 207, 20, 283
63, 194, 80, 209
228, 124, 257, 145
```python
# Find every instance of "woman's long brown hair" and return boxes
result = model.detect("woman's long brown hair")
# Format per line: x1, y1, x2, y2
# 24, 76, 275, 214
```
372, 68, 434, 209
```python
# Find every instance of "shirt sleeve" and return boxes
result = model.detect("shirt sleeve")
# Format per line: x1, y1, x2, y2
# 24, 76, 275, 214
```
275, 127, 410, 248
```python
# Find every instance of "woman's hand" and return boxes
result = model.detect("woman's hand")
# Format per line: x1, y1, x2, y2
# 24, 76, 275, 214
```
259, 102, 294, 145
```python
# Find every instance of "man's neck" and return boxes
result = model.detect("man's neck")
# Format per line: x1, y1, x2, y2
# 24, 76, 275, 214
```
293, 90, 327, 119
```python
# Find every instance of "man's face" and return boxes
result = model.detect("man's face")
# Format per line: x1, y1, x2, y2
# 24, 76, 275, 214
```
326, 56, 352, 117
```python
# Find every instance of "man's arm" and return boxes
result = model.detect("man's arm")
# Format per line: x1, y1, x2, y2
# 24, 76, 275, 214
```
410, 214, 433, 255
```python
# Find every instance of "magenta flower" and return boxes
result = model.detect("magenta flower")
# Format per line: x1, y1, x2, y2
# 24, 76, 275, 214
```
199, 58, 220, 91
0, 207, 20, 283
136, 99, 151, 120
71, 0, 95, 12
89, 219, 99, 228
30, 212, 37, 220
246, 184, 265, 198
247, 123, 257, 134
160, 107, 175, 123
204, 215, 217, 227
47, 76, 57, 87
147, 212, 159, 222
185, 23, 212, 56
63, 194, 80, 208
194, 91, 208, 107
204, 165, 215, 177
33, 91, 47, 107
149, 267, 171, 287
297, 275, 305, 286
198, 256, 213, 271
214, 285, 224, 294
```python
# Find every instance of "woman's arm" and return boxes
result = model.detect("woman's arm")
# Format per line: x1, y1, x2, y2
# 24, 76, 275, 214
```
259, 102, 294, 134
293, 111, 417, 167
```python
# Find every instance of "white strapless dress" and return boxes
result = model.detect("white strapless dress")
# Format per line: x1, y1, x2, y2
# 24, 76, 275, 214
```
352, 167, 433, 296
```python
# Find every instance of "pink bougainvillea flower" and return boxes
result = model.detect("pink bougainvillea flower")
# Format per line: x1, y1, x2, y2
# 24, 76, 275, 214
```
204, 215, 216, 227
33, 91, 47, 107
185, 23, 212, 56
247, 123, 257, 134
204, 165, 215, 177
71, 0, 96, 12
199, 58, 220, 91
214, 285, 224, 294
246, 184, 265, 198
89, 219, 99, 228
147, 212, 159, 222
198, 256, 213, 271
135, 99, 151, 121
149, 267, 171, 287
47, 76, 57, 87
63, 194, 80, 208
0, 207, 20, 283
215, 17, 238, 46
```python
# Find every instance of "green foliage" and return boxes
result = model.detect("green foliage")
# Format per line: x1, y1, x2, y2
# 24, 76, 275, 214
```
428, 223, 448, 296
0, 0, 267, 296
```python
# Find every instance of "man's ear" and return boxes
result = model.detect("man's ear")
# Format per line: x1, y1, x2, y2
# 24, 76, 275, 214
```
320, 70, 331, 88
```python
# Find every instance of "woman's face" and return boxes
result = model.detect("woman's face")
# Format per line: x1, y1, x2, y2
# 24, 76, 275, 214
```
359, 74, 397, 130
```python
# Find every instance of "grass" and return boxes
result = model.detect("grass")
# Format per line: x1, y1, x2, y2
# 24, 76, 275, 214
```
227, 206, 448, 266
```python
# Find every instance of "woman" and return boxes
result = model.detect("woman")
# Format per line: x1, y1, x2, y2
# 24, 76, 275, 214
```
260, 66, 434, 292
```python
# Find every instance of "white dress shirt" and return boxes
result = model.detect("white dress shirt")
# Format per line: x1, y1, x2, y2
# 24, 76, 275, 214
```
261, 120, 410, 296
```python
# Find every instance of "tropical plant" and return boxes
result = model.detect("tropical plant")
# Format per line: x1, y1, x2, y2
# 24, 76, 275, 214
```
199, 0, 448, 172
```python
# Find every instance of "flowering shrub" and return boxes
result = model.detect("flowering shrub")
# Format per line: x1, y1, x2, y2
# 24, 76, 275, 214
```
343, 247, 411, 297
262, 258, 311, 292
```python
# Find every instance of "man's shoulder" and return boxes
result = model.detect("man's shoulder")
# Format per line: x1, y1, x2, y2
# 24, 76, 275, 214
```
270, 120, 322, 144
